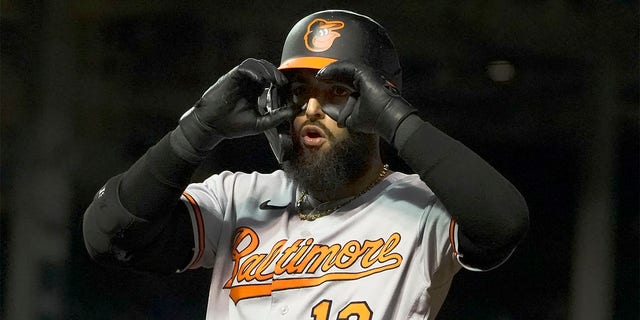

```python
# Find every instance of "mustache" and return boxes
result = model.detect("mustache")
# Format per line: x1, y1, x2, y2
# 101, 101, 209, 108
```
298, 120, 336, 140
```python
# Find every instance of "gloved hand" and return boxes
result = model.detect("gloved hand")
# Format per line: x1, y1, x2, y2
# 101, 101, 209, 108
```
177, 58, 293, 154
315, 60, 416, 144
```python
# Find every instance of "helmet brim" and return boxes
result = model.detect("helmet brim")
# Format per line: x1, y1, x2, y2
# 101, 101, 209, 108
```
278, 56, 337, 70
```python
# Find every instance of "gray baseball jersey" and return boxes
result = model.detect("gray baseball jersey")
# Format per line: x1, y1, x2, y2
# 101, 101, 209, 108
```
178, 170, 475, 319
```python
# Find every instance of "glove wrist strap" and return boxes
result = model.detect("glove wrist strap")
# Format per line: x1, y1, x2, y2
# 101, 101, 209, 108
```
392, 113, 424, 150
378, 97, 417, 144
170, 102, 224, 163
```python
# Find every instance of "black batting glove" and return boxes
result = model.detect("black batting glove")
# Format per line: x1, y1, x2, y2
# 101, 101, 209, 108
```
177, 58, 293, 155
315, 60, 416, 144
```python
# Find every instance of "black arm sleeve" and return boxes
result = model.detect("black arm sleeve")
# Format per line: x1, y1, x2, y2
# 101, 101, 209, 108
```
394, 115, 529, 270
82, 131, 204, 274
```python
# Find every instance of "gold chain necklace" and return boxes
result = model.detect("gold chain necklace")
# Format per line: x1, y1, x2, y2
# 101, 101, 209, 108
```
297, 164, 390, 221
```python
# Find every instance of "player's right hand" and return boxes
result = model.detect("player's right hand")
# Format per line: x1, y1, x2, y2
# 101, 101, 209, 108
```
178, 58, 293, 152
197, 58, 292, 138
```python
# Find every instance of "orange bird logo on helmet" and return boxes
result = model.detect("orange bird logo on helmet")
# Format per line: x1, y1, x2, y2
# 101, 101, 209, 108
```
304, 18, 345, 52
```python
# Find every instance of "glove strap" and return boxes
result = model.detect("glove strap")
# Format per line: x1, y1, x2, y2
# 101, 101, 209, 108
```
378, 97, 417, 144
170, 101, 224, 163
392, 113, 424, 150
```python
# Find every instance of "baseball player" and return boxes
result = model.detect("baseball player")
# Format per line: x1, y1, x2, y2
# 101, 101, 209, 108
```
83, 10, 529, 319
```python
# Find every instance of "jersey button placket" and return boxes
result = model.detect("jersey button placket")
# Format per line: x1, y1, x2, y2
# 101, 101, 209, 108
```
280, 305, 289, 315
270, 291, 290, 319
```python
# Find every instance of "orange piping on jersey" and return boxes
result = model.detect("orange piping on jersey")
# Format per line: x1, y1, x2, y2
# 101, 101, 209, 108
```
183, 192, 205, 267
223, 227, 403, 304
449, 219, 458, 257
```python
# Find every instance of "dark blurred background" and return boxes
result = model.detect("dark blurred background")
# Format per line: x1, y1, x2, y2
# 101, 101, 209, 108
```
1, 1, 638, 319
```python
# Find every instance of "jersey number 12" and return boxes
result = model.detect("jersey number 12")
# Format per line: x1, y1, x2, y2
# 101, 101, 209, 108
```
311, 300, 372, 320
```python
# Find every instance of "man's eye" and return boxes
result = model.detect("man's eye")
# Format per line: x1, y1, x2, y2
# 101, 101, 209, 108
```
292, 86, 311, 97
290, 86, 310, 107
332, 85, 351, 97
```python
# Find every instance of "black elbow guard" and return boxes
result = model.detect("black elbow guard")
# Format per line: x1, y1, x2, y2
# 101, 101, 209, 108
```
82, 174, 151, 265
456, 213, 529, 271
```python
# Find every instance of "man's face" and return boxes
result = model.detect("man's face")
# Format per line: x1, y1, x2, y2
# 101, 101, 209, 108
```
281, 68, 377, 195
288, 68, 353, 153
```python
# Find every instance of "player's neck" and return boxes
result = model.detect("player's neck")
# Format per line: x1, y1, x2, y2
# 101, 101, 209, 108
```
310, 156, 386, 202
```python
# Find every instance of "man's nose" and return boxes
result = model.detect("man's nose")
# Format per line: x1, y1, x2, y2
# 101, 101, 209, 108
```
305, 97, 325, 121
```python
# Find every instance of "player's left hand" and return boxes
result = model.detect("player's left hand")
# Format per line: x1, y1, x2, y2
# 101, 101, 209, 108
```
315, 60, 416, 143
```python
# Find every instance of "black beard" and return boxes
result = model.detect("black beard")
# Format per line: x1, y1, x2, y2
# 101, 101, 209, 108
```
281, 130, 377, 196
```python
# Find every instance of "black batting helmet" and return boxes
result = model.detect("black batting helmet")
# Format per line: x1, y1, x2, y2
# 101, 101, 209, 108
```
263, 10, 402, 164
278, 10, 402, 90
